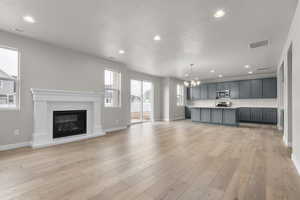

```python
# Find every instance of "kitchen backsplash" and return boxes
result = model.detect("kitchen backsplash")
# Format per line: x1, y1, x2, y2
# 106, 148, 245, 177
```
189, 98, 278, 108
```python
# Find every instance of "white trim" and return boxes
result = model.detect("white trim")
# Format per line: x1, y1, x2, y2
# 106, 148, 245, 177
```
292, 154, 300, 175
32, 132, 105, 149
0, 142, 31, 151
104, 126, 127, 133
31, 88, 104, 147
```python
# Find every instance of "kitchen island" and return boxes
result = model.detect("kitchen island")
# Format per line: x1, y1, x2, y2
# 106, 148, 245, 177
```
190, 106, 239, 126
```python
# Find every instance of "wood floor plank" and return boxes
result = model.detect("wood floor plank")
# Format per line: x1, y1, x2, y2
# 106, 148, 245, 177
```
0, 121, 299, 200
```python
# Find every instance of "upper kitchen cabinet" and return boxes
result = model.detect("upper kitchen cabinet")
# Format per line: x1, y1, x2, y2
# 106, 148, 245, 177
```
251, 79, 263, 98
191, 87, 201, 100
187, 77, 277, 101
200, 84, 208, 99
208, 83, 217, 99
217, 82, 228, 91
262, 78, 277, 98
229, 81, 239, 99
239, 80, 251, 99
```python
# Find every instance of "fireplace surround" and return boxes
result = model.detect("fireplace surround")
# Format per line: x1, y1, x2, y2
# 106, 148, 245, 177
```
31, 89, 105, 148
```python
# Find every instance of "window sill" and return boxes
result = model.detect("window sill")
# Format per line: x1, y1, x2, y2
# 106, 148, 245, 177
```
104, 106, 122, 109
0, 105, 20, 111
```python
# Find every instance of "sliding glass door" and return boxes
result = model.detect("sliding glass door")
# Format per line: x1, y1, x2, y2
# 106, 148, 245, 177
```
130, 80, 153, 123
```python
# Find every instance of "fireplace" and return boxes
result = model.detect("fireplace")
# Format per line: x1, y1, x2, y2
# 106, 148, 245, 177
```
53, 110, 87, 139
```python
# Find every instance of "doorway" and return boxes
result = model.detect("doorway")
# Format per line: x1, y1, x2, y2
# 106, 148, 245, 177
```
130, 80, 153, 123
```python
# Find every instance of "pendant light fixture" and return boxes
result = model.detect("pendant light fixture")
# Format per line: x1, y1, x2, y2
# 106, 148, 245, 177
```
184, 64, 201, 87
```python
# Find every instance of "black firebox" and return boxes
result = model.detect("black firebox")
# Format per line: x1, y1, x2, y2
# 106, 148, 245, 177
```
53, 110, 87, 139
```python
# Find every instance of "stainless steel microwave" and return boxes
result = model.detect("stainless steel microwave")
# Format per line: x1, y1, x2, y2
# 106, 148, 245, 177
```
216, 90, 230, 99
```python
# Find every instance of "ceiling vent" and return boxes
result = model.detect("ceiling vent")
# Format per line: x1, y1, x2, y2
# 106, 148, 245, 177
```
249, 40, 269, 49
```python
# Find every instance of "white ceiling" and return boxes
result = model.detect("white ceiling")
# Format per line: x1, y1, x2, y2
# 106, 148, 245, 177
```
0, 0, 297, 80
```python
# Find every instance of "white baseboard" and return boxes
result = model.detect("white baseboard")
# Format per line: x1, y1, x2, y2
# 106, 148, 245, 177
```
104, 126, 127, 133
292, 154, 300, 175
0, 141, 31, 151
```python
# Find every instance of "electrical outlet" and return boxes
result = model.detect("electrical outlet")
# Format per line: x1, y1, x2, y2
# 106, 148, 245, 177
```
14, 129, 20, 136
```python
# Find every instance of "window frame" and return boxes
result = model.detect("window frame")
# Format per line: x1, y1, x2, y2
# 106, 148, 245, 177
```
176, 84, 184, 107
0, 45, 20, 111
104, 68, 122, 108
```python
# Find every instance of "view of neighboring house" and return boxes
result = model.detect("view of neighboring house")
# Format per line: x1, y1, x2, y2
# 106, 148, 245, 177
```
0, 68, 16, 105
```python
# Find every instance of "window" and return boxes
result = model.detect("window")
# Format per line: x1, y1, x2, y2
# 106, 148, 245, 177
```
104, 69, 121, 107
176, 84, 184, 106
0, 47, 19, 109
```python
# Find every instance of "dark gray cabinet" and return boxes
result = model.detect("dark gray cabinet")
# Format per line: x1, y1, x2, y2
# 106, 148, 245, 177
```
239, 80, 251, 99
191, 87, 200, 100
262, 108, 277, 124
200, 108, 211, 122
211, 109, 222, 124
229, 81, 239, 99
263, 78, 277, 98
188, 77, 277, 100
238, 107, 277, 124
200, 84, 208, 99
208, 84, 217, 99
191, 108, 238, 125
216, 83, 223, 91
223, 109, 237, 125
185, 107, 191, 119
250, 108, 263, 122
186, 88, 191, 100
251, 80, 263, 98
239, 108, 251, 121
191, 108, 201, 122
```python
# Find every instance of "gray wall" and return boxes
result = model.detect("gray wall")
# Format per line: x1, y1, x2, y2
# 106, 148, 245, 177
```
277, 1, 300, 172
0, 30, 162, 146
161, 77, 185, 121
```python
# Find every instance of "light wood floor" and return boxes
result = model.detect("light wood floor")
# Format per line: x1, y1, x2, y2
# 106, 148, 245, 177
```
1, 121, 300, 200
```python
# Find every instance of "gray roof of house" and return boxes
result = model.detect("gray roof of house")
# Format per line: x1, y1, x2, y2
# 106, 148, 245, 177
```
0, 68, 14, 80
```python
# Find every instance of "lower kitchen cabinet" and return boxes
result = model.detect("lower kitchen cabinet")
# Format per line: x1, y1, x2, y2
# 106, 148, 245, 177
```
185, 106, 191, 119
223, 109, 237, 125
211, 109, 223, 124
190, 108, 238, 126
200, 108, 211, 122
239, 108, 251, 122
191, 108, 201, 122
262, 108, 278, 124
239, 107, 277, 124
250, 108, 263, 122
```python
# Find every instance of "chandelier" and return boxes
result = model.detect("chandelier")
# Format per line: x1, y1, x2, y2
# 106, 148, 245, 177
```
184, 64, 201, 87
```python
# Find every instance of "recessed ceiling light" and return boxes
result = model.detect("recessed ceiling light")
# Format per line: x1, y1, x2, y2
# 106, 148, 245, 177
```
245, 65, 251, 69
218, 74, 223, 78
118, 50, 125, 54
248, 71, 253, 74
210, 69, 215, 73
23, 15, 36, 23
214, 9, 226, 18
184, 73, 189, 77
153, 35, 161, 41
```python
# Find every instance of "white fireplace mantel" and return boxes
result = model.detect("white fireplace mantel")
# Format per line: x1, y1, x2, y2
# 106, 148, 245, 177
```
31, 88, 105, 148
